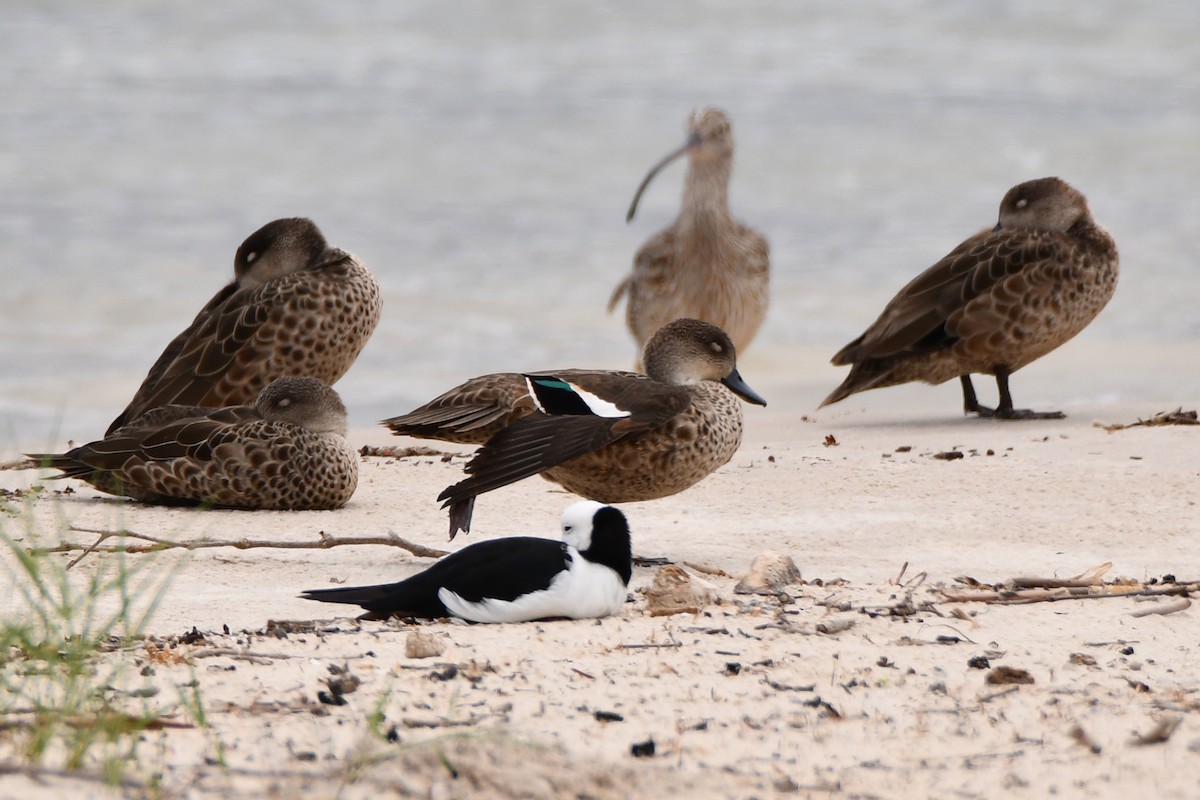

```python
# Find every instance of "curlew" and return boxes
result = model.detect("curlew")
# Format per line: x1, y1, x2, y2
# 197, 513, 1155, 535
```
609, 107, 769, 367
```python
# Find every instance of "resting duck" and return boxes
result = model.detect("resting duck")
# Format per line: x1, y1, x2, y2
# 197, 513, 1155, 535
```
821, 177, 1118, 419
107, 217, 381, 434
32, 376, 358, 510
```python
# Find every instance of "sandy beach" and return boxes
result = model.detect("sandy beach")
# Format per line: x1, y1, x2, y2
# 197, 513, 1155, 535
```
2, 352, 1197, 799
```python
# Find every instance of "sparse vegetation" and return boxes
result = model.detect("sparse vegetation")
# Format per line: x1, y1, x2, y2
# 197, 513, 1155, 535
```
0, 496, 200, 789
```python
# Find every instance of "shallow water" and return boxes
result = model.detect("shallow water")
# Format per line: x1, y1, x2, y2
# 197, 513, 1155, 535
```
2, 1, 1199, 442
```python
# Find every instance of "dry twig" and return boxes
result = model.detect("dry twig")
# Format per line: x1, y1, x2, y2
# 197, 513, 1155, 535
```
1129, 597, 1192, 618
33, 526, 448, 569
359, 445, 463, 459
1097, 408, 1198, 432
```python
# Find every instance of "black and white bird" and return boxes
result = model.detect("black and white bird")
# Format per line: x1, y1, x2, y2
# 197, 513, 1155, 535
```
300, 501, 633, 623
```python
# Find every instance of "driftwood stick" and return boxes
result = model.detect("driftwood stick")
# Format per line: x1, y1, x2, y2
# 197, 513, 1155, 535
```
359, 445, 464, 460
1129, 598, 1192, 618
943, 583, 1198, 606
1009, 562, 1112, 589
34, 526, 449, 567
1097, 407, 1198, 432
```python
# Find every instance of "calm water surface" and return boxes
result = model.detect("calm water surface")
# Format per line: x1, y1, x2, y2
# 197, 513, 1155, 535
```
2, 1, 1199, 442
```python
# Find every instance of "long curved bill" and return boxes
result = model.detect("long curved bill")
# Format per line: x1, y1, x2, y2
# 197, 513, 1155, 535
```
625, 132, 702, 223
721, 368, 767, 407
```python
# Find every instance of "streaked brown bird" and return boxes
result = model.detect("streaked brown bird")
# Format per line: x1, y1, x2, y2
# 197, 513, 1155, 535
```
382, 318, 767, 537
821, 177, 1119, 419
30, 376, 358, 510
106, 217, 381, 434
609, 107, 769, 367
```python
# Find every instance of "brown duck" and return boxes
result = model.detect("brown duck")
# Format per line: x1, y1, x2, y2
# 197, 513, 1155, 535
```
609, 107, 770, 367
31, 376, 358, 510
106, 217, 381, 434
382, 318, 767, 537
821, 177, 1118, 419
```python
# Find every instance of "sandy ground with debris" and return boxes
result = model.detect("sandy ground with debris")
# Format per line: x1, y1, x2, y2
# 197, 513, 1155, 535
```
1, 360, 1198, 799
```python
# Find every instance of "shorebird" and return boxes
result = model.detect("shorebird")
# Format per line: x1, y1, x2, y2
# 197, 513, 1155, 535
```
382, 318, 766, 537
609, 107, 769, 367
821, 177, 1119, 419
301, 501, 632, 623
31, 376, 358, 510
106, 217, 381, 434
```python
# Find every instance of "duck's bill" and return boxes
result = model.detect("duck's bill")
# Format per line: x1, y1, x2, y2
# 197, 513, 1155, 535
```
625, 133, 702, 223
722, 368, 767, 407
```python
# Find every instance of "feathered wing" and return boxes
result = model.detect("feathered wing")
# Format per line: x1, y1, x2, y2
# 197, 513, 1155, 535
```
109, 254, 376, 434
623, 230, 678, 345
382, 369, 647, 445
436, 380, 688, 533
106, 284, 247, 434
437, 414, 640, 510
833, 229, 1060, 364
33, 405, 261, 480
382, 373, 532, 443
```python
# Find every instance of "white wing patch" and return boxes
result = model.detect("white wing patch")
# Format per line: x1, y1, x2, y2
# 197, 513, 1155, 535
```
524, 376, 630, 419
570, 384, 629, 418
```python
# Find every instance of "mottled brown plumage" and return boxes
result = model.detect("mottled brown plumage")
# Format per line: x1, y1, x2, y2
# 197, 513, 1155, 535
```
32, 377, 358, 510
107, 218, 381, 434
821, 177, 1119, 419
610, 108, 769, 366
383, 319, 767, 537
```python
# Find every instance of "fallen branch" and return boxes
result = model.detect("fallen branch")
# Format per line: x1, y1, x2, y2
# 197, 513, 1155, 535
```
618, 639, 682, 650
1129, 598, 1192, 618
189, 647, 299, 664
1009, 562, 1112, 589
1097, 408, 1198, 432
32, 526, 448, 569
359, 445, 464, 460
942, 583, 1199, 606
401, 716, 484, 729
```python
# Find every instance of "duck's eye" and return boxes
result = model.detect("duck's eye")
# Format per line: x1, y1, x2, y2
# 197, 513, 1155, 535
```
1015, 198, 1029, 210
245, 251, 258, 264
709, 341, 724, 354
277, 397, 293, 409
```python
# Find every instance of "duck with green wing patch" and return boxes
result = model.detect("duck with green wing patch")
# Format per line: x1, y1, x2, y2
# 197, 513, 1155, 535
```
383, 318, 766, 537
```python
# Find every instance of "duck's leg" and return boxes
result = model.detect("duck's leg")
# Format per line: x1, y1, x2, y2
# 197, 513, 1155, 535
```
960, 375, 996, 416
964, 369, 1065, 420
991, 367, 1066, 419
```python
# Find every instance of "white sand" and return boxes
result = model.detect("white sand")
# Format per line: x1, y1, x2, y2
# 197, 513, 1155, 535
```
2, 374, 1198, 799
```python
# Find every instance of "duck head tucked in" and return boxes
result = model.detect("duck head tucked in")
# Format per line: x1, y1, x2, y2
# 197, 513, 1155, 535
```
30, 376, 358, 510
993, 177, 1091, 233
256, 375, 350, 437
300, 500, 633, 623
106, 217, 381, 435
382, 318, 765, 537
821, 176, 1118, 420
234, 217, 347, 290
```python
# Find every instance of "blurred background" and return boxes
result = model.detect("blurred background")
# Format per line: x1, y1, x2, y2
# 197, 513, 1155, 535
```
2, 0, 1198, 444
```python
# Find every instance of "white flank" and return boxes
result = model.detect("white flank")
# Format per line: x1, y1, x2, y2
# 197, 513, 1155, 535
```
437, 552, 626, 624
